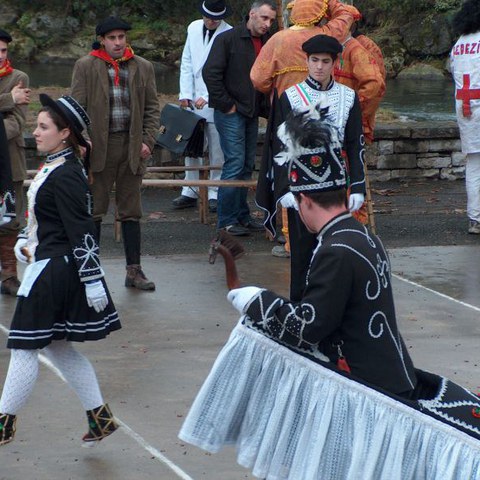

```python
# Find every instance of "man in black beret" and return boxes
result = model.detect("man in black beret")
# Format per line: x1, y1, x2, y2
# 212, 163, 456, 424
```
71, 17, 160, 291
0, 28, 30, 295
95, 16, 132, 37
256, 33, 366, 302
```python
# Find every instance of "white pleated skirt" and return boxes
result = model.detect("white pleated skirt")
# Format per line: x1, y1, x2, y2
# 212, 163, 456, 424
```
179, 321, 480, 480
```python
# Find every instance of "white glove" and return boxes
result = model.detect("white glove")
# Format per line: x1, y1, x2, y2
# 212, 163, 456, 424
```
348, 193, 365, 212
14, 238, 29, 264
227, 286, 262, 314
85, 280, 108, 313
279, 192, 298, 211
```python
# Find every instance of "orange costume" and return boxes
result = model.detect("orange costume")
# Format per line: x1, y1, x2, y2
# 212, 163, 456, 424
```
334, 35, 386, 144
250, 0, 359, 96
355, 33, 386, 81
333, 18, 386, 225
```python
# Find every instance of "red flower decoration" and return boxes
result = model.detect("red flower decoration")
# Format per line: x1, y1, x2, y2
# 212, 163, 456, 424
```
290, 170, 298, 183
473, 407, 480, 419
310, 155, 322, 167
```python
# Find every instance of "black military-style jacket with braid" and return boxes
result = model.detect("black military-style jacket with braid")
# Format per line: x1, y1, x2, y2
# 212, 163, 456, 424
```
30, 151, 104, 283
245, 212, 417, 395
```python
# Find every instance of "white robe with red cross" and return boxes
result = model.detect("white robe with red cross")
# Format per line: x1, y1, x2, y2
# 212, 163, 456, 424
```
451, 31, 480, 154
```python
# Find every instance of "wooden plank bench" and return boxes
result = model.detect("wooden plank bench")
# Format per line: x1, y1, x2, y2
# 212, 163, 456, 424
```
26, 165, 222, 178
110, 178, 257, 242
142, 178, 258, 224
25, 168, 258, 240
26, 167, 257, 224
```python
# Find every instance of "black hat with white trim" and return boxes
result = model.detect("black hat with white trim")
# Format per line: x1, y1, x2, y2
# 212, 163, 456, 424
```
278, 106, 346, 194
198, 0, 232, 19
288, 148, 346, 194
39, 94, 90, 142
39, 94, 92, 169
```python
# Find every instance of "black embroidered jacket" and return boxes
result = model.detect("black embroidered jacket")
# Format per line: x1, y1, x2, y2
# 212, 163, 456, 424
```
31, 153, 103, 282
245, 213, 417, 395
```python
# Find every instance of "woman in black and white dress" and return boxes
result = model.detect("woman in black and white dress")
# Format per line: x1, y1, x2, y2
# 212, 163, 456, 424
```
0, 94, 121, 446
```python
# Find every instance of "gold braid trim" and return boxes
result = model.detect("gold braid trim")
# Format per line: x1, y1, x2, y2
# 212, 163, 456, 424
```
291, 2, 328, 27
272, 66, 309, 78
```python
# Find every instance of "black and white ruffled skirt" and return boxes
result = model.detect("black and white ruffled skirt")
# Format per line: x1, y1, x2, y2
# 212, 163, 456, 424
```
179, 322, 480, 480
7, 256, 121, 349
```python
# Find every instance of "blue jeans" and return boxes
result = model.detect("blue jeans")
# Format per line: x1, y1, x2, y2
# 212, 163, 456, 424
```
214, 110, 259, 229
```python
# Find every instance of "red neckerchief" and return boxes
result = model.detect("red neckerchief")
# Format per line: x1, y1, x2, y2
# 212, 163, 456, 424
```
89, 46, 134, 86
0, 59, 13, 78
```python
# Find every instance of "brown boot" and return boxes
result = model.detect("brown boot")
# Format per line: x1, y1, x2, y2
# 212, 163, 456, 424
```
125, 265, 155, 291
0, 234, 20, 296
0, 276, 20, 296
82, 404, 118, 444
0, 413, 17, 446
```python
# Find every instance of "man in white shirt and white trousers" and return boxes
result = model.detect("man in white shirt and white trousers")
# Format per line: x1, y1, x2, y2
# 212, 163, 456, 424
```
451, 0, 480, 234
173, 0, 232, 212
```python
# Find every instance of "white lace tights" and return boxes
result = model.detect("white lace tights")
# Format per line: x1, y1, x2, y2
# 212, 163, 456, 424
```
0, 340, 104, 414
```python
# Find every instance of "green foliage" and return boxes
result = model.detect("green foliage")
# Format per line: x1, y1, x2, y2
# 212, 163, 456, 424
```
3, 0, 258, 28
359, 0, 462, 15
16, 12, 33, 32
433, 0, 462, 12
372, 0, 436, 15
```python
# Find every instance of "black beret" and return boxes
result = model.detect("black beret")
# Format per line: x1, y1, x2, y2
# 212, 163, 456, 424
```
0, 29, 12, 43
302, 34, 342, 55
95, 16, 132, 36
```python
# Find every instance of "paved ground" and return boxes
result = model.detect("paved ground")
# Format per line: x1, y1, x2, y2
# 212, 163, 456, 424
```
97, 177, 477, 258
1, 178, 479, 480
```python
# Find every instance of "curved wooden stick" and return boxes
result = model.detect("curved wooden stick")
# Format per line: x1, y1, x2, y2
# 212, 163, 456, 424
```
209, 231, 244, 290
213, 243, 241, 290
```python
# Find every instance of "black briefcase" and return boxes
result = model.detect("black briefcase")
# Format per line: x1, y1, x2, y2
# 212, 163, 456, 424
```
156, 103, 206, 158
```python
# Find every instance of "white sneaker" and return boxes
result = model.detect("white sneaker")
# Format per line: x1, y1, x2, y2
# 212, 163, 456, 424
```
468, 220, 480, 234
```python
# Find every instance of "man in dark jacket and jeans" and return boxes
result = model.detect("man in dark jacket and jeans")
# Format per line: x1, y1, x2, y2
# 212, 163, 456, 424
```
203, 0, 277, 236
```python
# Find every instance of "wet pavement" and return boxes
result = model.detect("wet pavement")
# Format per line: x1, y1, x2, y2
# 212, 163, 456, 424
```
96, 177, 477, 258
1, 178, 479, 479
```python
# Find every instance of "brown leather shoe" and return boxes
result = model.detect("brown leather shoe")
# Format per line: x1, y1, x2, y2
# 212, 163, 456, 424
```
0, 276, 20, 296
125, 265, 155, 291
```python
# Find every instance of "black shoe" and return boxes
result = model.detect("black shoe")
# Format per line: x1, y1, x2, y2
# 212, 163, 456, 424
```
241, 219, 265, 232
172, 195, 197, 209
208, 199, 217, 213
222, 223, 250, 236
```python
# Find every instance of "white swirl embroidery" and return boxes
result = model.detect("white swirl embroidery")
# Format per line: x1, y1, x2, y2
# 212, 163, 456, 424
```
331, 243, 384, 300
252, 293, 318, 348
73, 233, 101, 275
376, 253, 390, 288
283, 303, 317, 345
368, 311, 415, 389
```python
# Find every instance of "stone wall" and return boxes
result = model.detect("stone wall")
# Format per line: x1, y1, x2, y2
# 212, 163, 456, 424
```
364, 121, 465, 182
24, 121, 465, 180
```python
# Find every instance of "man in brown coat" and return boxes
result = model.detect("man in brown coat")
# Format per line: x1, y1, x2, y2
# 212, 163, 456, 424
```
0, 29, 30, 295
71, 16, 160, 290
